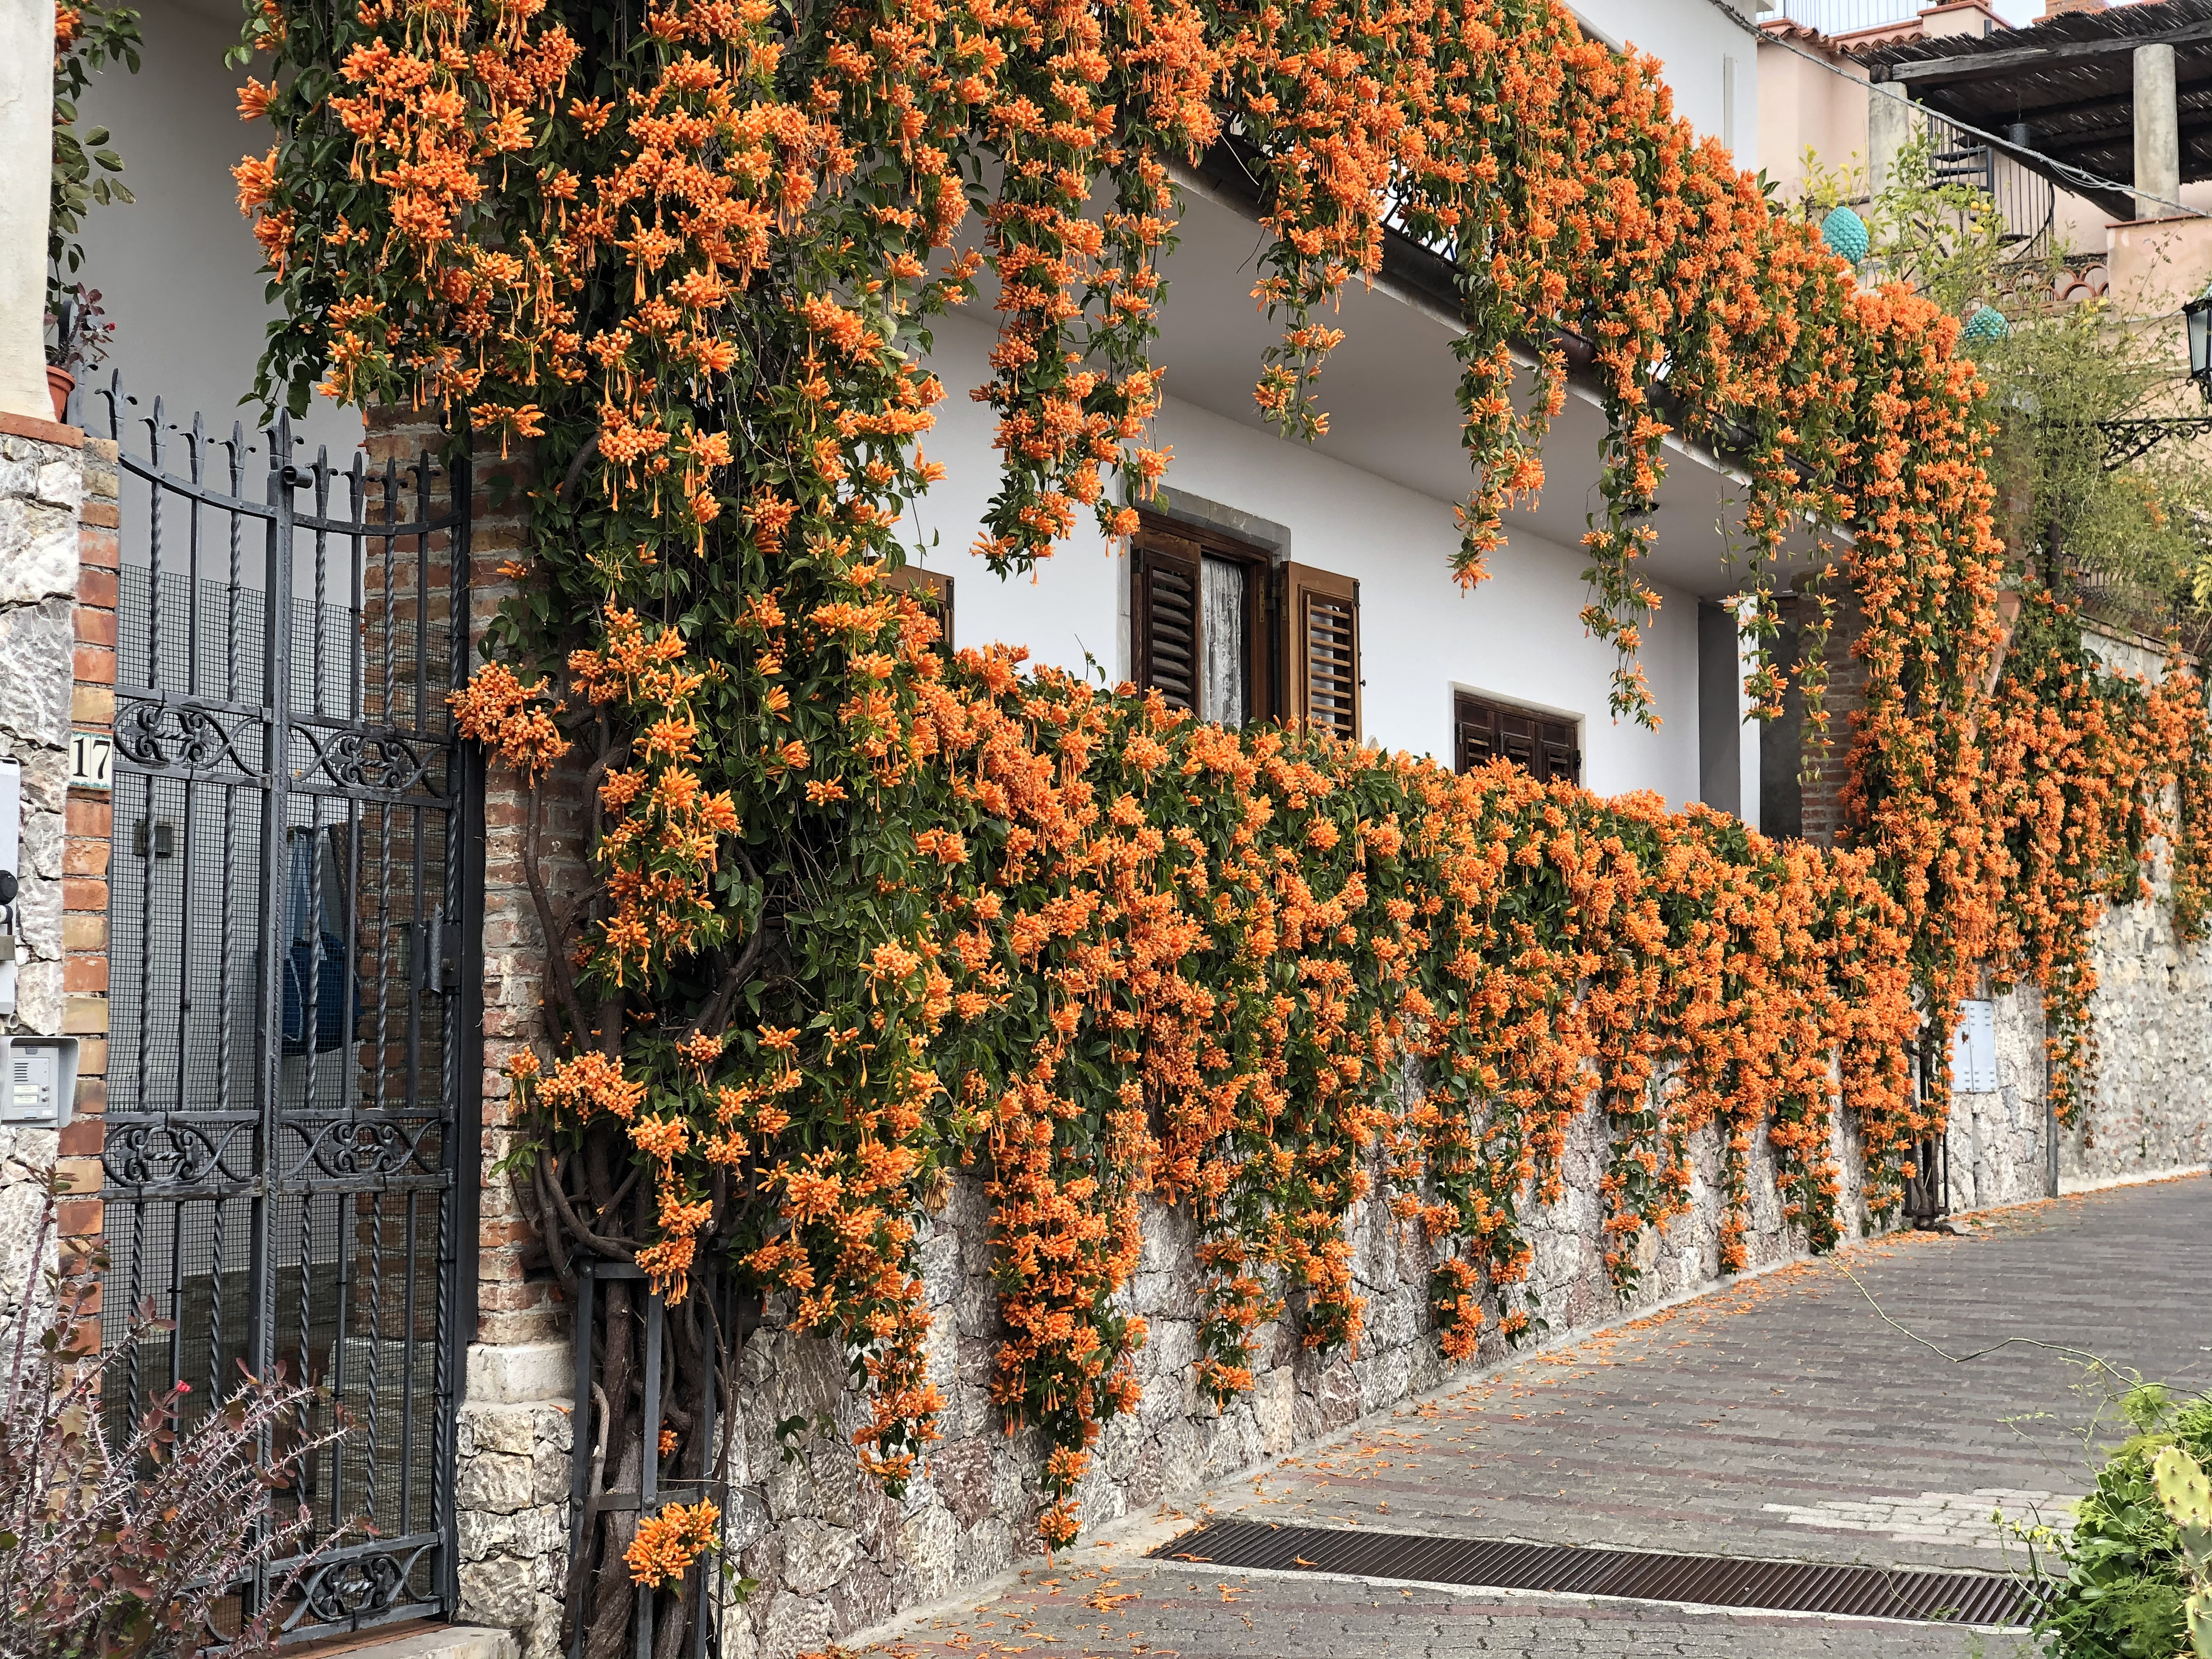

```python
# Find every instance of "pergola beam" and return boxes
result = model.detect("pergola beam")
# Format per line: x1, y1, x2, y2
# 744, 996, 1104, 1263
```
1999, 77, 2212, 139
1872, 20, 2212, 90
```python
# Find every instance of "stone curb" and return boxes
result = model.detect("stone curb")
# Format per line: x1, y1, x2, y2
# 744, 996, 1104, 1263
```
310, 1626, 519, 1659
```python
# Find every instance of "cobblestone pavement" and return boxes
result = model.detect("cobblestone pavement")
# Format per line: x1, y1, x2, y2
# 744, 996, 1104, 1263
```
873, 1175, 2209, 1659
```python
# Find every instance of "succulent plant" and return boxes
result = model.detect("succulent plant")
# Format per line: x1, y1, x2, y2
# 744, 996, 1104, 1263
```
2152, 1444, 2212, 1658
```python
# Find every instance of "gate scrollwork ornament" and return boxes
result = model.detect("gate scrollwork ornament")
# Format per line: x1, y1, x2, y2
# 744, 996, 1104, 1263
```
116, 698, 256, 777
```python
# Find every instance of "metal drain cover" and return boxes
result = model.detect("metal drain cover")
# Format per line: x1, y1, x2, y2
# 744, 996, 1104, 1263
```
1150, 1520, 2041, 1627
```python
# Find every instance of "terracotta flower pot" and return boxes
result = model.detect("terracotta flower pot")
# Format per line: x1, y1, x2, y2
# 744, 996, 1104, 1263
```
46, 366, 75, 425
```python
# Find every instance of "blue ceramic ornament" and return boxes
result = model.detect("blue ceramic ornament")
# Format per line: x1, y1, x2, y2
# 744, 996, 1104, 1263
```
1820, 205, 1869, 265
1961, 304, 2008, 342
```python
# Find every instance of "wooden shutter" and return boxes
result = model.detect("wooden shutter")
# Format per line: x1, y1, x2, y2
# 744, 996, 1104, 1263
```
1538, 718, 1580, 785
1283, 562, 1360, 741
1133, 530, 1203, 712
1454, 691, 1579, 785
1454, 692, 1498, 774
880, 564, 953, 651
1498, 706, 1540, 774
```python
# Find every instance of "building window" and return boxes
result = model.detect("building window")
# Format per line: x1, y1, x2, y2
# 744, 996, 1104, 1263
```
1200, 554, 1250, 725
880, 563, 953, 652
1133, 515, 1272, 729
1454, 691, 1579, 785
1131, 514, 1362, 739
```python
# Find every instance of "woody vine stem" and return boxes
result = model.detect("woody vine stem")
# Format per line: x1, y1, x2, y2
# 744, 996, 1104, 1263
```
218, 0, 2212, 1651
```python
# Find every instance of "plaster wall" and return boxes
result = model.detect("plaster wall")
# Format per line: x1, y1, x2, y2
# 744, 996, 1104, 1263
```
1575, 0, 1761, 169
907, 313, 1710, 804
70, 0, 363, 462
0, 0, 56, 422
1757, 35, 1870, 205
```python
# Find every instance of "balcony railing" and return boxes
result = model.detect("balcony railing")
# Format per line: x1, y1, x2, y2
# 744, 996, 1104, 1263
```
1757, 0, 1927, 35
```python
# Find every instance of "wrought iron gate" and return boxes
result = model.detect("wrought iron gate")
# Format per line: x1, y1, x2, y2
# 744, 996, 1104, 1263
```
97, 380, 477, 1643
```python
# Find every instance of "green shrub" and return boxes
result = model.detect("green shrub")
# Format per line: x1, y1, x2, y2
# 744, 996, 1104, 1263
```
2038, 1389, 2212, 1658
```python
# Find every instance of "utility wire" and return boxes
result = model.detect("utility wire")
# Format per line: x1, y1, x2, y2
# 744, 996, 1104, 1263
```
1756, 20, 2201, 219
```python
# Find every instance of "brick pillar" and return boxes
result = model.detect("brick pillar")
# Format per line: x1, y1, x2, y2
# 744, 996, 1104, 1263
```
59, 435, 118, 1257
361, 409, 573, 1658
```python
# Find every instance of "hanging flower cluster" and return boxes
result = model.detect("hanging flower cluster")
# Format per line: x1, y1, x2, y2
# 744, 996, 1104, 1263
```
238, 0, 2210, 1573
1980, 591, 2211, 1122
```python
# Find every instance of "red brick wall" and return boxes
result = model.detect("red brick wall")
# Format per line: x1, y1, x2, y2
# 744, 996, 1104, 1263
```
360, 410, 566, 1347
58, 435, 118, 1251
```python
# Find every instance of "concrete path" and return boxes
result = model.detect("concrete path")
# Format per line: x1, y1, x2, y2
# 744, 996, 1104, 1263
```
872, 1173, 2210, 1659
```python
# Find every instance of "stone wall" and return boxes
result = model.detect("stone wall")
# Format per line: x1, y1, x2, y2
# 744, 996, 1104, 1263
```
1935, 622, 2212, 1203
1943, 979, 2053, 1213
705, 1078, 1901, 1659
2064, 870, 2212, 1185
442, 609, 2210, 1659
0, 411, 110, 1324
1932, 892, 2210, 1214
440, 924, 2206, 1659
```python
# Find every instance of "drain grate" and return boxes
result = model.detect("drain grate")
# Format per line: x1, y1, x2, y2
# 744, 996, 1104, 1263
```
1150, 1520, 2041, 1627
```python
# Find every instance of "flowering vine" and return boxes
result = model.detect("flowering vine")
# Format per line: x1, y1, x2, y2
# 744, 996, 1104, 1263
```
232, 0, 2210, 1637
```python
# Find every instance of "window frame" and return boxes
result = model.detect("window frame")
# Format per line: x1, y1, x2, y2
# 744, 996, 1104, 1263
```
1131, 510, 1275, 724
1453, 688, 1581, 786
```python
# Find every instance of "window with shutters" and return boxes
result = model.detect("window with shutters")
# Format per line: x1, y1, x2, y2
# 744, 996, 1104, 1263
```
1131, 516, 1270, 724
880, 563, 953, 652
1130, 516, 1360, 739
1454, 691, 1579, 786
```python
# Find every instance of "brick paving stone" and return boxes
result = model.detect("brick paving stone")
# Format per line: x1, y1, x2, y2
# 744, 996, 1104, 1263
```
1203, 1175, 2210, 1575
878, 1556, 2035, 1659
872, 1174, 2207, 1659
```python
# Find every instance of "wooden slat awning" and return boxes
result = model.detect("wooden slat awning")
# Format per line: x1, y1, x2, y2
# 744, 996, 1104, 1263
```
1854, 0, 2212, 217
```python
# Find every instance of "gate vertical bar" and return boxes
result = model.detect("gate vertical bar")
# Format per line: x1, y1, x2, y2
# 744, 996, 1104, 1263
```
248, 415, 298, 1627
438, 444, 477, 1613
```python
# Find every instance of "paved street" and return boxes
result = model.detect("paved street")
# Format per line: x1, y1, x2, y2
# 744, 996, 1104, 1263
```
876, 1174, 2211, 1659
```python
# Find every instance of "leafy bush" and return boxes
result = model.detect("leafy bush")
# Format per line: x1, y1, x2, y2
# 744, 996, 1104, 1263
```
2038, 1387, 2212, 1659
0, 1177, 341, 1659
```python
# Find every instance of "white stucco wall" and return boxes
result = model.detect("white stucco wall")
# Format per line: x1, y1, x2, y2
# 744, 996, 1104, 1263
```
906, 310, 1709, 805
1576, 0, 1760, 171
76, 0, 1740, 809
71, 0, 362, 461
0, 0, 57, 422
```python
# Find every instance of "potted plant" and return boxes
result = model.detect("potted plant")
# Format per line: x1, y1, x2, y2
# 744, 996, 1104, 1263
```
44, 285, 113, 423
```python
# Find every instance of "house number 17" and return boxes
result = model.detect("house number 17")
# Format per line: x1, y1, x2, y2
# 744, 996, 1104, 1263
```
69, 731, 113, 791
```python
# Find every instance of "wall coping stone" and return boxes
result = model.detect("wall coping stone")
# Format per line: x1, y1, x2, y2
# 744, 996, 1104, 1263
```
466, 1340, 572, 1406
2057, 1162, 2208, 1198
0, 411, 82, 448
312, 1626, 520, 1659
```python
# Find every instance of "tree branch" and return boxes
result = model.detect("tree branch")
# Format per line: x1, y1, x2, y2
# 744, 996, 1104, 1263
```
538, 1147, 638, 1258
522, 783, 591, 1045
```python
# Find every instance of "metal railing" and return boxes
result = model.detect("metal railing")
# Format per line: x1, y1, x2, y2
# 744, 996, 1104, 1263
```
95, 374, 476, 1645
1927, 114, 2057, 252
1756, 0, 1927, 35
